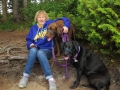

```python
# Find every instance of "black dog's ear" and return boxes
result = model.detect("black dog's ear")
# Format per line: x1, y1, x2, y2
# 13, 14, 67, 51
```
72, 41, 79, 51
60, 42, 65, 51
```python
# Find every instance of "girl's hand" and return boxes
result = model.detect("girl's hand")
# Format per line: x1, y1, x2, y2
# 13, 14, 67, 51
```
63, 26, 68, 33
30, 43, 36, 48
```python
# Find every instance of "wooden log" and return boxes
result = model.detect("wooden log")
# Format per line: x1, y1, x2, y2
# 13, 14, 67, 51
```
0, 56, 9, 60
0, 60, 9, 64
8, 55, 27, 60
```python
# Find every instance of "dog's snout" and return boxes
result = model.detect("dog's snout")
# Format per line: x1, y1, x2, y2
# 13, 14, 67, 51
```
63, 50, 70, 57
64, 52, 68, 56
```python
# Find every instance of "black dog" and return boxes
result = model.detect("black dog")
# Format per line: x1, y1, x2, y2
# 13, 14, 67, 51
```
60, 41, 110, 90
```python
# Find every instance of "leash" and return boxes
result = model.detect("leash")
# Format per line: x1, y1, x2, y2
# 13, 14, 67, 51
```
73, 46, 80, 62
47, 30, 55, 35
52, 47, 69, 78
52, 30, 69, 78
62, 32, 69, 42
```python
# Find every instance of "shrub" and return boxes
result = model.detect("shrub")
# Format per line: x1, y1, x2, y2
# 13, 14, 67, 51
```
76, 0, 120, 56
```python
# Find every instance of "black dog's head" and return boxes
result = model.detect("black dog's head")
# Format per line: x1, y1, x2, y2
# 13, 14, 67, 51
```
60, 41, 80, 60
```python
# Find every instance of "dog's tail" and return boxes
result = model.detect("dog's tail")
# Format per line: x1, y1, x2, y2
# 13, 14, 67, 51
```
73, 30, 76, 41
70, 21, 76, 41
72, 26, 76, 41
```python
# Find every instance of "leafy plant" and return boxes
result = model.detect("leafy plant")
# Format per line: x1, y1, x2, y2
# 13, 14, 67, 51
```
76, 0, 120, 56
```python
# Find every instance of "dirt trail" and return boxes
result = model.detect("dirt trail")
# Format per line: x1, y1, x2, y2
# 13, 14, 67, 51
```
0, 30, 120, 90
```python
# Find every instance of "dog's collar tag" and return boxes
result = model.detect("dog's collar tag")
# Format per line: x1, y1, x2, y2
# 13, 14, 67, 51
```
74, 59, 78, 62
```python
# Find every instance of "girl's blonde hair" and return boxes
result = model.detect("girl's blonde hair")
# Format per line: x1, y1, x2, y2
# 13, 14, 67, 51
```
34, 10, 49, 22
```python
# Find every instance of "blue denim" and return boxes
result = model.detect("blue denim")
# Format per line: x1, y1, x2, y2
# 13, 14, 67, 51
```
23, 47, 53, 79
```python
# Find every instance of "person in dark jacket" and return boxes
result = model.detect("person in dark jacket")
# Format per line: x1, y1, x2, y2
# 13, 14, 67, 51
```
18, 10, 70, 90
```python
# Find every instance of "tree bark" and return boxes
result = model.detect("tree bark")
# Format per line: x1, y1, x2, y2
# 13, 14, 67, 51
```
23, 0, 27, 8
12, 0, 20, 22
1, 0, 7, 21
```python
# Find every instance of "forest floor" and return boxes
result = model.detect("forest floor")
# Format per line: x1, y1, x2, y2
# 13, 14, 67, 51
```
0, 30, 120, 90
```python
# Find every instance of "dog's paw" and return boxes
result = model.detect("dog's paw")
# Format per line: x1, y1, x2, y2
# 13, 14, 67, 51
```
70, 81, 79, 89
70, 85, 77, 89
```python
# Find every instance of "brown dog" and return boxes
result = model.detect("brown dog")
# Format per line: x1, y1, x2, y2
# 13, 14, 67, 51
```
46, 19, 76, 56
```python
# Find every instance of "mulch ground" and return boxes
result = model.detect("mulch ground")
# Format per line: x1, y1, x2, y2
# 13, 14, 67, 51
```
0, 30, 120, 90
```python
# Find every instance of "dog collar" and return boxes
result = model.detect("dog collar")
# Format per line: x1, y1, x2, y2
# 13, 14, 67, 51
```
47, 30, 55, 35
65, 48, 72, 53
73, 46, 80, 62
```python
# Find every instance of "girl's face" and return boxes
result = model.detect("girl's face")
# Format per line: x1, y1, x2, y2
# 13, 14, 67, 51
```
37, 14, 46, 26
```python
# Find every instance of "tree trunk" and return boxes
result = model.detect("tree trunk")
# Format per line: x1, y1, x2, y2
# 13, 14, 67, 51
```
12, 0, 20, 22
23, 0, 27, 8
1, 0, 7, 21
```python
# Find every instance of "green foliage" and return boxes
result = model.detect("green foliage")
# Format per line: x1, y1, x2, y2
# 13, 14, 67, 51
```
1, 0, 77, 30
3, 12, 31, 30
76, 0, 120, 56
20, 0, 77, 21
0, 13, 22, 31
0, 21, 29, 31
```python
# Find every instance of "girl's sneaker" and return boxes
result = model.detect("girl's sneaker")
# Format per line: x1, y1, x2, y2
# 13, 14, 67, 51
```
18, 76, 28, 88
49, 79, 57, 90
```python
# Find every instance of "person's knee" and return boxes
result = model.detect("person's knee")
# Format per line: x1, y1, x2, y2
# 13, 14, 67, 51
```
37, 50, 45, 57
29, 47, 38, 54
